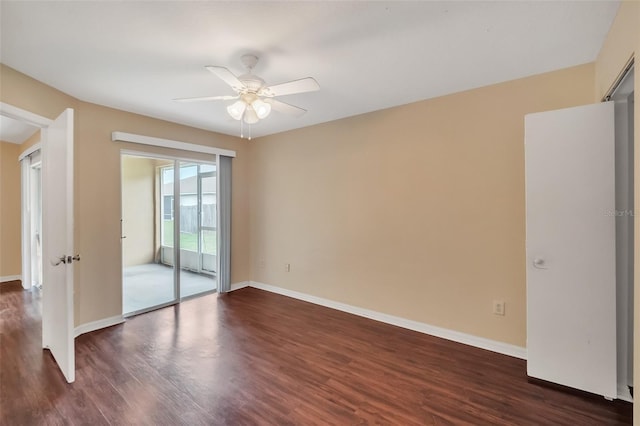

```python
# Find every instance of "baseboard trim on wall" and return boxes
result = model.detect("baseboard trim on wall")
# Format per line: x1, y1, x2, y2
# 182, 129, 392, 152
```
617, 384, 634, 403
0, 275, 22, 283
229, 281, 250, 291
74, 315, 125, 338
248, 281, 527, 360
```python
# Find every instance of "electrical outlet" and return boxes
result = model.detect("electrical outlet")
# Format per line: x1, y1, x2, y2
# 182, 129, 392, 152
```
285, 263, 291, 272
259, 259, 265, 269
493, 300, 505, 316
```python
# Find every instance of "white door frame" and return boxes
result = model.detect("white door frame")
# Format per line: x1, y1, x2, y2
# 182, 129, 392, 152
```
1, 102, 53, 291
1, 102, 53, 128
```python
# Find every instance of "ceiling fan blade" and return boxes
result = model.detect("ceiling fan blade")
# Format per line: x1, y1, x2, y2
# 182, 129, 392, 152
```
265, 98, 307, 117
173, 95, 239, 102
259, 77, 320, 97
205, 66, 246, 91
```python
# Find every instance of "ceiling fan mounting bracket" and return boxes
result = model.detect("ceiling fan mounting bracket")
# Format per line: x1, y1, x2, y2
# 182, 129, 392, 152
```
240, 54, 259, 71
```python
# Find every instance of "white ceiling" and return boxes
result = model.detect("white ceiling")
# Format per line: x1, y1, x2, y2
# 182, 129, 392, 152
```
0, 115, 39, 144
0, 1, 620, 139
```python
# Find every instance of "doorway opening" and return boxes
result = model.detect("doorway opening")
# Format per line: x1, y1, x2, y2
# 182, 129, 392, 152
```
121, 153, 217, 316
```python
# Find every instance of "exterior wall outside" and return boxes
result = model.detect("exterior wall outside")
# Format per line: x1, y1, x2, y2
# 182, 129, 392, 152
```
121, 156, 156, 267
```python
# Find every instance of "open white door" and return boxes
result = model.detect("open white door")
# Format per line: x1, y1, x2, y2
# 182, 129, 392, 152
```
525, 102, 616, 398
41, 108, 75, 383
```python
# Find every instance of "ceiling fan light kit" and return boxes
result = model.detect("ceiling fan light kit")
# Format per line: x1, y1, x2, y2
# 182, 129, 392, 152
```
226, 92, 272, 122
243, 106, 260, 124
252, 98, 271, 119
226, 100, 246, 120
175, 53, 320, 138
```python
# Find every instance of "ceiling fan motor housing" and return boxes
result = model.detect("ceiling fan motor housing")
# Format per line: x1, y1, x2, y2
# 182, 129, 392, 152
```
238, 74, 265, 93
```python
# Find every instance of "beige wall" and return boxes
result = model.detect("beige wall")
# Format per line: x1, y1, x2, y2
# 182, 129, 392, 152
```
595, 1, 639, 101
0, 64, 250, 326
594, 1, 639, 422
22, 131, 42, 283
121, 156, 156, 267
0, 141, 22, 278
249, 63, 595, 347
22, 129, 41, 153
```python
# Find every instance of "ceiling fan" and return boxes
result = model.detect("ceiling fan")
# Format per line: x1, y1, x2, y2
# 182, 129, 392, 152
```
175, 54, 320, 127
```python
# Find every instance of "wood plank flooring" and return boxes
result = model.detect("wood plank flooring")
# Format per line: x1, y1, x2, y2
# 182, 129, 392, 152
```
0, 280, 632, 425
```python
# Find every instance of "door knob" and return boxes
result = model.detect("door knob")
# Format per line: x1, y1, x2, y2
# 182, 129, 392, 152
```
533, 258, 547, 269
51, 254, 80, 266
51, 255, 67, 266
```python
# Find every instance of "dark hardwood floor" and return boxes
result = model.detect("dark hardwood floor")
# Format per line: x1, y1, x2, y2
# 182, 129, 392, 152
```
0, 280, 632, 425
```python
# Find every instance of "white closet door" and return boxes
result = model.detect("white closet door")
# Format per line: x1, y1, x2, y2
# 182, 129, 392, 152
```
525, 102, 616, 398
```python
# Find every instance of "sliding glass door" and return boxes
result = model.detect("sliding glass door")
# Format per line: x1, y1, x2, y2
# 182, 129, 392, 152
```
122, 154, 217, 316
178, 162, 217, 298
122, 155, 177, 315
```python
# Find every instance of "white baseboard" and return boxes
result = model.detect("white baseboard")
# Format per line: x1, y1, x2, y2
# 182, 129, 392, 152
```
1, 275, 22, 283
248, 281, 527, 360
229, 281, 250, 291
617, 384, 634, 403
74, 315, 125, 338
